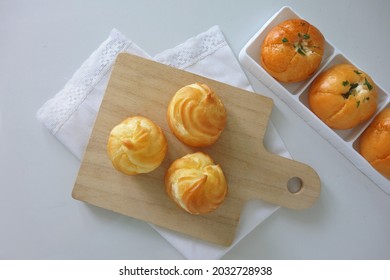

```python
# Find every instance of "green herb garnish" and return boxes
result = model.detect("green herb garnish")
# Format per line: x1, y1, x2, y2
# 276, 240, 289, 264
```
297, 33, 310, 39
350, 83, 359, 90
341, 83, 359, 99
364, 78, 373, 91
342, 80, 349, 86
354, 70, 362, 75
282, 37, 289, 43
297, 47, 306, 56
341, 92, 350, 99
356, 100, 360, 108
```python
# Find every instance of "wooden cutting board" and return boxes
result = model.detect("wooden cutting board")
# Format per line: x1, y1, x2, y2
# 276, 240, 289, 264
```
72, 53, 321, 246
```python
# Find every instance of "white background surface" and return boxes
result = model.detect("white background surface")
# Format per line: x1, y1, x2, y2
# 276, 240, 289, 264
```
1, 0, 390, 259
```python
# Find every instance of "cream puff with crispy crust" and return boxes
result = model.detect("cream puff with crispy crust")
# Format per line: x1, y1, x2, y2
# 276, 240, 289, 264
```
165, 152, 228, 215
167, 83, 226, 147
107, 116, 167, 175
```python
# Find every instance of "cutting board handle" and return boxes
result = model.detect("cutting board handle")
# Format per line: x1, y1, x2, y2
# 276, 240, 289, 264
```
238, 152, 321, 210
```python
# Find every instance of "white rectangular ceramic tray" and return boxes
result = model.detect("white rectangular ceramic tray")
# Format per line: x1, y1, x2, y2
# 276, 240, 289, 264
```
239, 6, 390, 194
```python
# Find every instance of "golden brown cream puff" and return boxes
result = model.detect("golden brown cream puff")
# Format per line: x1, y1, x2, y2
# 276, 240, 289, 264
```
107, 116, 167, 175
165, 152, 228, 215
167, 83, 227, 147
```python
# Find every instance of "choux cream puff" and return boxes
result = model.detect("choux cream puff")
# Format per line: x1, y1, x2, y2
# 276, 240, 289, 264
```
309, 64, 378, 130
261, 19, 325, 83
167, 83, 227, 147
165, 152, 228, 215
359, 108, 390, 179
107, 116, 167, 175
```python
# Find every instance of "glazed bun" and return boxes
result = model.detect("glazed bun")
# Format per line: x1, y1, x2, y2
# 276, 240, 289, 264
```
309, 64, 378, 130
107, 116, 167, 175
167, 83, 227, 147
165, 152, 228, 215
261, 19, 325, 82
359, 108, 390, 178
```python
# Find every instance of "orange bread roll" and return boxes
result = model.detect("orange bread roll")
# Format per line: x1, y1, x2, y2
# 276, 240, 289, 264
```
167, 83, 226, 147
107, 116, 167, 175
359, 108, 390, 178
309, 64, 378, 129
165, 152, 228, 215
261, 19, 325, 82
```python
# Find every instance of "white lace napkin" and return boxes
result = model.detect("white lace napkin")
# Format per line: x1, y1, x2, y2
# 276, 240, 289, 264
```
37, 27, 290, 259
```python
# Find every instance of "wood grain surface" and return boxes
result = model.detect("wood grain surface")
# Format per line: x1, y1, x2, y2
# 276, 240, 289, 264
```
72, 53, 321, 246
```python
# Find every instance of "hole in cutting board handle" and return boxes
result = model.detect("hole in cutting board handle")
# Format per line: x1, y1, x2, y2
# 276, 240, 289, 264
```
287, 177, 303, 193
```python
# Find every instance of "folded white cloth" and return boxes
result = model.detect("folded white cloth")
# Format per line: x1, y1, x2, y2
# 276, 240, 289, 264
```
37, 26, 290, 259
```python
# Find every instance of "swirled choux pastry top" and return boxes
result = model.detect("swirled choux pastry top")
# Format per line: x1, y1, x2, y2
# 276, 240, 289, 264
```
165, 152, 228, 215
261, 19, 325, 83
167, 83, 227, 147
309, 64, 378, 130
359, 108, 390, 179
107, 116, 167, 175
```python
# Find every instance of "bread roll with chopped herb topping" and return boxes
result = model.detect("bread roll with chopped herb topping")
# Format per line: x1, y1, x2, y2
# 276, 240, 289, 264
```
359, 108, 390, 179
309, 64, 377, 130
107, 116, 167, 175
165, 152, 228, 215
260, 19, 325, 82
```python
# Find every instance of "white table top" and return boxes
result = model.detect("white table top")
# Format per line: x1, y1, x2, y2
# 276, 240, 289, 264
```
1, 0, 389, 259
